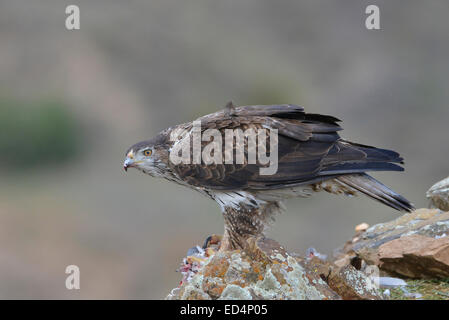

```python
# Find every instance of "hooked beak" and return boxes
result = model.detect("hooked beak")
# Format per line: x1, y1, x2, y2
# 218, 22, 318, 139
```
123, 158, 133, 171
124, 150, 135, 172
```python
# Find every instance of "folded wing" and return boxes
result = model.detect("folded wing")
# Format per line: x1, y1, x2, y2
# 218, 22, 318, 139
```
170, 104, 405, 191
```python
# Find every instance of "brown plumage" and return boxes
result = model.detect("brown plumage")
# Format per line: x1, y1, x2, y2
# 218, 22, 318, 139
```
124, 102, 414, 250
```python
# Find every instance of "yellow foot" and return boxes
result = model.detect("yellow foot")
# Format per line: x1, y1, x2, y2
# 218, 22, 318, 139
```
186, 255, 208, 264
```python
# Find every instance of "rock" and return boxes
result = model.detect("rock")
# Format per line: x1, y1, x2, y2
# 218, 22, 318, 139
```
335, 208, 449, 279
355, 223, 370, 233
427, 176, 449, 211
167, 237, 386, 300
326, 265, 384, 300
219, 284, 252, 300
167, 237, 341, 300
378, 277, 407, 288
305, 257, 383, 300
378, 234, 449, 279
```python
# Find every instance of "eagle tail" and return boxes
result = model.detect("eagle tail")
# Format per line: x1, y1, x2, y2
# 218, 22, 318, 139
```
335, 173, 414, 212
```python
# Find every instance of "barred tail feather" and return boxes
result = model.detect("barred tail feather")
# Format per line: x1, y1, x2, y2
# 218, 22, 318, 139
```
336, 173, 414, 212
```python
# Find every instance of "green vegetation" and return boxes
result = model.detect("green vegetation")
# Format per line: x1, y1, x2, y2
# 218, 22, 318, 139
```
0, 97, 81, 171
390, 278, 449, 300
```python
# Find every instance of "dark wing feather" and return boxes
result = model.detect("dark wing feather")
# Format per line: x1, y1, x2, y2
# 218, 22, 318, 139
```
169, 104, 405, 190
336, 173, 414, 212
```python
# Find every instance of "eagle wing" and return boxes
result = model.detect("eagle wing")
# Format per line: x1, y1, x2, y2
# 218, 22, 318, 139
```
169, 104, 404, 191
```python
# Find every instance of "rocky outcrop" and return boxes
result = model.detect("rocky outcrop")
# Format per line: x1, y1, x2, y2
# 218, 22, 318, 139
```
427, 176, 449, 211
304, 256, 383, 300
167, 237, 383, 300
167, 207, 449, 300
327, 264, 383, 300
335, 208, 449, 279
378, 234, 449, 278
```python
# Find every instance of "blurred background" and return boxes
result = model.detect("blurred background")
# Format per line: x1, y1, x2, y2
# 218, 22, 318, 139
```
0, 0, 448, 299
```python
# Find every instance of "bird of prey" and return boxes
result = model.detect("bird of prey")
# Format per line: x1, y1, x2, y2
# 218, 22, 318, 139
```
124, 102, 414, 250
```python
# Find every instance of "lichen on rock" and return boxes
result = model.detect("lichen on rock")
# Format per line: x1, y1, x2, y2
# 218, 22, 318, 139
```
427, 176, 449, 211
166, 236, 385, 300
166, 202, 449, 300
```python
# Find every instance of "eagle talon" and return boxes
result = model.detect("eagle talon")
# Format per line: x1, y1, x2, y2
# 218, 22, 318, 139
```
202, 234, 222, 249
186, 255, 207, 264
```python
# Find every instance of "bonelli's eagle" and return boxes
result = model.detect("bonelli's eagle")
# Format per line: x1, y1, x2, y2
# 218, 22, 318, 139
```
124, 103, 413, 250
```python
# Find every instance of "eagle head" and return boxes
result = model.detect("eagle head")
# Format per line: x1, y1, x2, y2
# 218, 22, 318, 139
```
123, 139, 169, 178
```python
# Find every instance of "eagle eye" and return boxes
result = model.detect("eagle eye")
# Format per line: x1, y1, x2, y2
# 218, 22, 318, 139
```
143, 149, 152, 157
